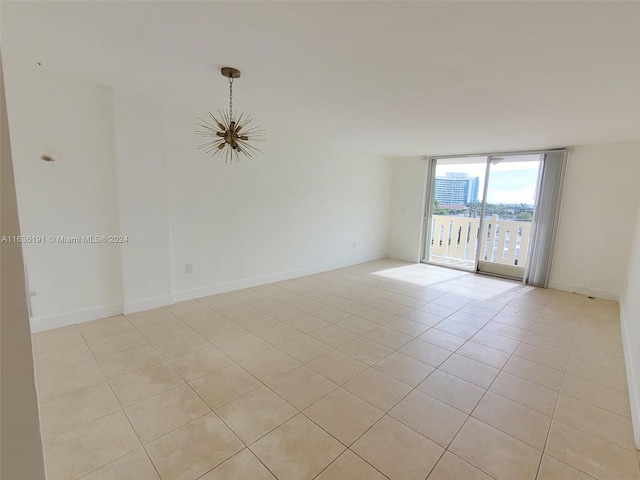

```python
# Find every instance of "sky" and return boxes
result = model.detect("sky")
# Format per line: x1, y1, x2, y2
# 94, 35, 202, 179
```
434, 155, 541, 204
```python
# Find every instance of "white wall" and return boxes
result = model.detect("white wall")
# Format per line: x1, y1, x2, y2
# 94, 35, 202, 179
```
387, 156, 426, 262
4, 65, 393, 329
4, 65, 122, 330
550, 142, 640, 300
113, 91, 173, 313
620, 198, 640, 447
166, 103, 392, 300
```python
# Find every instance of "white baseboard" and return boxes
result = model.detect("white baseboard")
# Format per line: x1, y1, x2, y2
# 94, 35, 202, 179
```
30, 254, 388, 332
173, 253, 387, 303
30, 303, 123, 333
547, 281, 619, 302
619, 302, 640, 448
123, 294, 174, 315
387, 252, 420, 263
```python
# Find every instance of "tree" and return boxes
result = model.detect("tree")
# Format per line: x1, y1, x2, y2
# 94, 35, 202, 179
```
433, 198, 448, 215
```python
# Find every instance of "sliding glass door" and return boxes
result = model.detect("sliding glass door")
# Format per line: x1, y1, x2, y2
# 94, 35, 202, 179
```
423, 153, 543, 280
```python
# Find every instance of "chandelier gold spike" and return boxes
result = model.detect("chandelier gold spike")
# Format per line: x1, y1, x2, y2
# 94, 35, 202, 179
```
195, 67, 265, 164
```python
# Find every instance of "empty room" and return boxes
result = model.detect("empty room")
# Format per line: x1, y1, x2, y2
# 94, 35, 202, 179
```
2, 1, 640, 480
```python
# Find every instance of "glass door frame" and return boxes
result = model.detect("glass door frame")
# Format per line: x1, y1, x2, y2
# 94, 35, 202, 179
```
421, 148, 565, 278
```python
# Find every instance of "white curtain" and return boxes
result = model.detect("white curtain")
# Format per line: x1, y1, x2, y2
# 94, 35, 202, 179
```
524, 150, 568, 287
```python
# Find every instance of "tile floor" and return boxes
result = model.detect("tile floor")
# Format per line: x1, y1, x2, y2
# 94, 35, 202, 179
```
32, 259, 640, 480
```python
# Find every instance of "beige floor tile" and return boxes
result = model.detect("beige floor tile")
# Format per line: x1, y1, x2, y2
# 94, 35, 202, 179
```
390, 390, 467, 447
168, 346, 233, 381
152, 331, 211, 360
268, 365, 338, 410
471, 330, 520, 354
344, 368, 412, 412
304, 388, 383, 445
419, 328, 466, 351
417, 370, 485, 414
489, 372, 558, 416
306, 350, 368, 384
36, 360, 106, 403
281, 313, 331, 333
364, 326, 413, 349
571, 344, 626, 372
233, 311, 280, 331
561, 374, 631, 418
43, 411, 140, 480
492, 312, 535, 330
386, 317, 431, 336
403, 308, 444, 326
146, 412, 244, 480
531, 322, 576, 342
96, 343, 164, 377
336, 316, 380, 335
197, 320, 248, 344
87, 329, 149, 357
126, 308, 176, 327
449, 417, 541, 480
546, 420, 640, 480
109, 362, 184, 406
503, 355, 563, 391
40, 382, 120, 439
213, 332, 273, 361
456, 341, 510, 369
555, 394, 635, 451
215, 386, 297, 444
513, 343, 568, 372
125, 384, 210, 444
33, 325, 85, 353
81, 448, 159, 480
447, 311, 488, 328
523, 331, 572, 355
566, 357, 628, 392
352, 415, 444, 480
278, 335, 333, 363
439, 354, 499, 389
190, 363, 261, 409
137, 319, 192, 344
165, 300, 211, 318
315, 450, 386, 480
254, 322, 305, 345
250, 414, 345, 480
428, 451, 493, 480
35, 342, 94, 373
373, 351, 434, 386
338, 338, 393, 365
433, 319, 480, 340
472, 391, 551, 450
239, 348, 301, 382
180, 309, 229, 331
78, 316, 133, 341
537, 455, 596, 480
309, 325, 359, 347
200, 449, 276, 480
398, 339, 452, 367
482, 321, 527, 340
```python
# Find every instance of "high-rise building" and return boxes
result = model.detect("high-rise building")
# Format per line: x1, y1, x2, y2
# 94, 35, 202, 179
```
434, 172, 480, 205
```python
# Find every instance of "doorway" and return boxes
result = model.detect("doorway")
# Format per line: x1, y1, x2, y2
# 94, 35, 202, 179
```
423, 153, 543, 281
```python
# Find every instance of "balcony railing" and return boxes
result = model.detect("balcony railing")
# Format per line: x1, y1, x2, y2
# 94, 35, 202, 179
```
431, 214, 532, 268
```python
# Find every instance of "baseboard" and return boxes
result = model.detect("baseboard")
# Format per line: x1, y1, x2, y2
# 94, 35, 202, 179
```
547, 281, 619, 302
173, 253, 387, 303
619, 302, 640, 447
123, 294, 174, 315
29, 254, 388, 332
30, 303, 123, 333
387, 252, 420, 263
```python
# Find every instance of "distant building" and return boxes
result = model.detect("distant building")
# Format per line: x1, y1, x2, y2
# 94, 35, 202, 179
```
434, 172, 479, 206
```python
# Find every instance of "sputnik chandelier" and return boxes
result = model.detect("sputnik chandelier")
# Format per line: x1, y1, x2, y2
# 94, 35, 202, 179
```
196, 67, 264, 163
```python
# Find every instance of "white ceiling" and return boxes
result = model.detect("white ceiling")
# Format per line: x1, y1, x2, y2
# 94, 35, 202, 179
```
2, 1, 639, 156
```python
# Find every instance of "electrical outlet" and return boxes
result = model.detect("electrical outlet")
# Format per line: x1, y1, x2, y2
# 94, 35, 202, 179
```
186, 264, 193, 274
